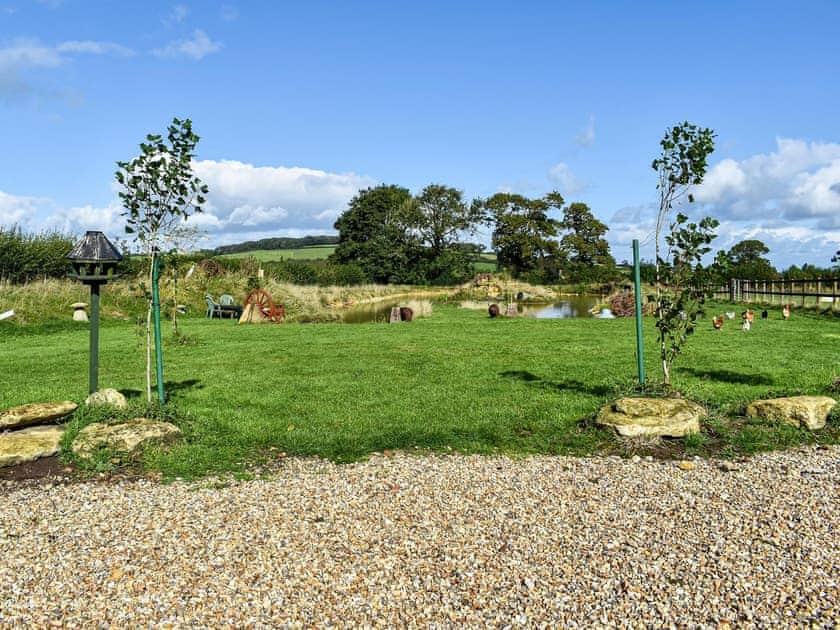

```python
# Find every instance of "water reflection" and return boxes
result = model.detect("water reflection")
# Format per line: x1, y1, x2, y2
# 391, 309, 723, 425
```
342, 299, 433, 324
517, 295, 603, 319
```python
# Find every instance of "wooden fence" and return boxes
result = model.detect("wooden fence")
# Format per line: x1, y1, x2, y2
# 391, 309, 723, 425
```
709, 278, 840, 310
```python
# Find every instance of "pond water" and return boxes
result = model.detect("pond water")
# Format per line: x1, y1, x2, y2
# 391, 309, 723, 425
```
342, 299, 433, 324
517, 295, 605, 319
342, 294, 606, 323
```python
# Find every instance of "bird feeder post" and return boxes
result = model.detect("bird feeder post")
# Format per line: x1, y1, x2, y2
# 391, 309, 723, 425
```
67, 231, 122, 395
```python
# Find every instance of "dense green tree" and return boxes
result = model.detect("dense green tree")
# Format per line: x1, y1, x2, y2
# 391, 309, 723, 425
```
651, 122, 717, 386
411, 184, 482, 257
558, 202, 616, 282
474, 192, 563, 281
724, 239, 777, 279
331, 184, 421, 283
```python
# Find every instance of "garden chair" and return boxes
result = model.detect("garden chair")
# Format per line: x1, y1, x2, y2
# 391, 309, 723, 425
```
205, 295, 223, 319
220, 294, 235, 306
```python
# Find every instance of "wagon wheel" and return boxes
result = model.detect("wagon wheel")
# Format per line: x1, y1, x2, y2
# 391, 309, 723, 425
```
199, 258, 223, 276
244, 289, 273, 319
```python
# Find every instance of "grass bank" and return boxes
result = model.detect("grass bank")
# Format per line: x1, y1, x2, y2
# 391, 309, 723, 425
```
1, 301, 838, 477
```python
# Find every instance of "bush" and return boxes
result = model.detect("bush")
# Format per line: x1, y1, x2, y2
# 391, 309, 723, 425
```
0, 226, 75, 284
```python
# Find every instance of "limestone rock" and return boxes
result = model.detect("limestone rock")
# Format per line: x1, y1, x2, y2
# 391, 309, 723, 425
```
597, 397, 704, 438
745, 396, 837, 430
0, 401, 78, 430
72, 418, 181, 459
85, 388, 128, 409
0, 425, 65, 467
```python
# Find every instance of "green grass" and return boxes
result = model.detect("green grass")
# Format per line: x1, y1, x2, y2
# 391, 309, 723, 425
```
1, 302, 837, 478
221, 245, 336, 261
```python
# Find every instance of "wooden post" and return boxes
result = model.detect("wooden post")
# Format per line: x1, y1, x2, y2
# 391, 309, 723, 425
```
833, 280, 838, 312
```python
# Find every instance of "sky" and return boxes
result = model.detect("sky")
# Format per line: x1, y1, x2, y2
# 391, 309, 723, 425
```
1, 0, 839, 269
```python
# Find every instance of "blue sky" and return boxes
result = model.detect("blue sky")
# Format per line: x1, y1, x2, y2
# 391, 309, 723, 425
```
1, 0, 839, 268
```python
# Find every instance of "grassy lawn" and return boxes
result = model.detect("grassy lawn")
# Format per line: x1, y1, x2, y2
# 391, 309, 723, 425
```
1, 303, 837, 477
221, 245, 337, 261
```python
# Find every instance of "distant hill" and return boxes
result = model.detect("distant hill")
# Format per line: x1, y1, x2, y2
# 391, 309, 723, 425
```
209, 235, 339, 256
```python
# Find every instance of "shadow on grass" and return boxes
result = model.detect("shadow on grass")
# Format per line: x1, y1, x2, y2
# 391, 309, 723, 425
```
119, 379, 203, 400
679, 368, 774, 386
500, 370, 613, 397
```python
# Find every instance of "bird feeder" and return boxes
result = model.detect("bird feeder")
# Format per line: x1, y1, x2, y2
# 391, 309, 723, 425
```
67, 231, 122, 394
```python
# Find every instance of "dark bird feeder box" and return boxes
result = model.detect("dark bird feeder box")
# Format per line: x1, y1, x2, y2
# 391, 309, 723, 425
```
67, 231, 123, 394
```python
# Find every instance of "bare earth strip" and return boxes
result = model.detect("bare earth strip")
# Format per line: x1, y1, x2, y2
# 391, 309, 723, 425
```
0, 448, 837, 627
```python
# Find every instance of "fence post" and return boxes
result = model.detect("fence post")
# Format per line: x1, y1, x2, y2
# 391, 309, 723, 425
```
729, 278, 736, 302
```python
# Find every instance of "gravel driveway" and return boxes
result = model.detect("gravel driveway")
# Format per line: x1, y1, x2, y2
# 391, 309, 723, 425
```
1, 447, 837, 627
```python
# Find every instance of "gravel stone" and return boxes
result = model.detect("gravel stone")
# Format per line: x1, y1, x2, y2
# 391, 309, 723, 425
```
0, 447, 837, 627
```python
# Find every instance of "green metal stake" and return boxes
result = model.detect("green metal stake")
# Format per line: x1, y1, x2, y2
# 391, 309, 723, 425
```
632, 239, 645, 385
89, 282, 101, 394
151, 252, 166, 404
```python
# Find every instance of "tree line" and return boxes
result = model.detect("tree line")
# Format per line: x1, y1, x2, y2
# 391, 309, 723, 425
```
209, 235, 339, 256
329, 184, 617, 285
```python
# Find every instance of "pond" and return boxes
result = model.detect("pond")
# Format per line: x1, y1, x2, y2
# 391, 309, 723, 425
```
342, 294, 607, 323
516, 295, 605, 319
342, 299, 434, 324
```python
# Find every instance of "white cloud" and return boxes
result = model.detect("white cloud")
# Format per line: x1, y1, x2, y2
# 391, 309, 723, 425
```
56, 40, 134, 57
191, 159, 375, 235
0, 39, 63, 71
548, 162, 587, 195
153, 29, 221, 60
606, 199, 840, 269
575, 115, 595, 147
0, 37, 135, 100
163, 4, 189, 27
0, 190, 50, 227
45, 202, 125, 235
695, 138, 840, 227
1, 159, 374, 248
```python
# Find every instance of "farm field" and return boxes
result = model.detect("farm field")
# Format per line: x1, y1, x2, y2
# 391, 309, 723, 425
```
1, 303, 837, 478
221, 245, 337, 261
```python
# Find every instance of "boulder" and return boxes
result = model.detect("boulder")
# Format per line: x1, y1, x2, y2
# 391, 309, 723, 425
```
85, 388, 128, 409
745, 396, 836, 430
72, 418, 181, 459
0, 401, 78, 430
0, 425, 66, 467
597, 397, 704, 438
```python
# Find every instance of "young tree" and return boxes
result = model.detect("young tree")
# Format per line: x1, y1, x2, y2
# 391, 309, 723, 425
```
558, 202, 616, 282
651, 122, 716, 385
474, 192, 563, 280
116, 117, 208, 402
656, 214, 719, 385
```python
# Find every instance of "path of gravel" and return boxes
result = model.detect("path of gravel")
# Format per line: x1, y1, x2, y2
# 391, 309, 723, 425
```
1, 447, 837, 627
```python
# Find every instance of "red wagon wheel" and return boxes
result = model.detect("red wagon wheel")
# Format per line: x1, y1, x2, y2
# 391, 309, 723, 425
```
245, 288, 272, 317
244, 289, 285, 323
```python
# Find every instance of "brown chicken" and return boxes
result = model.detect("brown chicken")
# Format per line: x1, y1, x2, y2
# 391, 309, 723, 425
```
713, 314, 724, 330
782, 304, 791, 320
